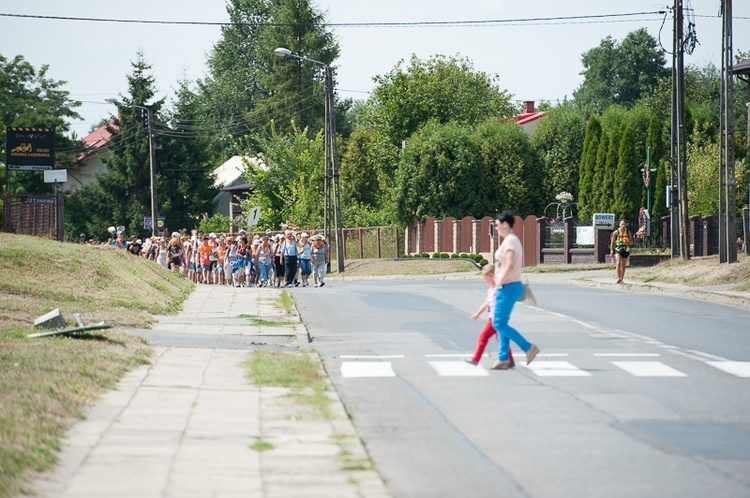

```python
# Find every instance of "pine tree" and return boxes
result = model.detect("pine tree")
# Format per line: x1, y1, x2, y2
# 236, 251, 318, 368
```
577, 117, 602, 221
646, 115, 667, 220
613, 124, 642, 220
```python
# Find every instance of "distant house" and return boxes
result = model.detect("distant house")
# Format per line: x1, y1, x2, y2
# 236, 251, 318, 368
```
212, 155, 265, 217
514, 101, 547, 135
62, 122, 115, 192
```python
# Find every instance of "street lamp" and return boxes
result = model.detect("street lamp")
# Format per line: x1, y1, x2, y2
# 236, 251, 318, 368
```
105, 98, 158, 237
274, 47, 345, 273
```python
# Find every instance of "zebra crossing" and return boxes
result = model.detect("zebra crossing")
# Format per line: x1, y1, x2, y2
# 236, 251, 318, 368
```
338, 353, 750, 379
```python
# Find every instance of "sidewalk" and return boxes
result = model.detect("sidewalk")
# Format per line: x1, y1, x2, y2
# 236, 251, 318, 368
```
32, 285, 390, 498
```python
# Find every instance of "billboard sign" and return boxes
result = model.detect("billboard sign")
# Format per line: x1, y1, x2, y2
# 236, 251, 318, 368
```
5, 126, 55, 169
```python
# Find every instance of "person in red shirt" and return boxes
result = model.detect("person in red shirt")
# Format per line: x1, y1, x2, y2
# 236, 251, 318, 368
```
198, 236, 213, 284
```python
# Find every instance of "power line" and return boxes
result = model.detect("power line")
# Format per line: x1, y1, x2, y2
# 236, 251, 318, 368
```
0, 11, 670, 28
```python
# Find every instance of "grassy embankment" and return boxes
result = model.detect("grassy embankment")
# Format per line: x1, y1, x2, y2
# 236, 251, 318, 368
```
0, 233, 193, 498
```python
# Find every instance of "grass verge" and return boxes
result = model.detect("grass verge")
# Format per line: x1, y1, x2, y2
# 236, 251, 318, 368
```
0, 233, 193, 498
244, 350, 331, 419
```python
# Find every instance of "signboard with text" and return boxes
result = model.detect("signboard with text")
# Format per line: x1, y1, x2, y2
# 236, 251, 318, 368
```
593, 213, 616, 229
5, 126, 55, 169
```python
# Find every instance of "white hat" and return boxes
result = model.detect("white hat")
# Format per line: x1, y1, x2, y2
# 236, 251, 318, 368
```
301, 232, 309, 238
172, 232, 180, 238
136, 239, 142, 244
209, 232, 217, 238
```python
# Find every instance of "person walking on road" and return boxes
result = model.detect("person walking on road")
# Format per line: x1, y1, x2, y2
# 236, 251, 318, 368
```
491, 210, 539, 370
610, 219, 633, 284
464, 264, 514, 367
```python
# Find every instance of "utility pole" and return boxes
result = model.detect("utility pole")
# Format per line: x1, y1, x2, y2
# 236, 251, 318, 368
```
719, 0, 737, 263
671, 0, 690, 259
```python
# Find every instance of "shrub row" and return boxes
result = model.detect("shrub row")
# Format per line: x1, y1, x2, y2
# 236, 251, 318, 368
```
401, 252, 488, 266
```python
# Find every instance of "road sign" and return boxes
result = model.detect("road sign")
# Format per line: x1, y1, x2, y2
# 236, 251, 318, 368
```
144, 216, 166, 230
248, 207, 261, 227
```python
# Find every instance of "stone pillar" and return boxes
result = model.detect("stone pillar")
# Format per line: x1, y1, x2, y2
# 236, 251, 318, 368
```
433, 219, 442, 254
563, 217, 575, 264
536, 218, 546, 264
415, 221, 424, 254
471, 220, 481, 255
595, 229, 611, 263
452, 219, 461, 254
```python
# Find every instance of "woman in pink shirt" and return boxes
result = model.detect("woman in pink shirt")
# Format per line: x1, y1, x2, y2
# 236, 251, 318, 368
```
490, 210, 540, 370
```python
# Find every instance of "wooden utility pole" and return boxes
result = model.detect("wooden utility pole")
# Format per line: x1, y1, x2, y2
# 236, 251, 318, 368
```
719, 0, 737, 263
671, 0, 690, 259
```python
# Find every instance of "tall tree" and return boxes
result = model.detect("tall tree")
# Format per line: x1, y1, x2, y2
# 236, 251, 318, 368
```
591, 130, 609, 213
473, 118, 543, 218
573, 29, 668, 115
531, 104, 586, 205
577, 117, 602, 221
613, 124, 642, 221
395, 120, 482, 224
646, 115, 667, 221
0, 54, 81, 206
371, 54, 515, 148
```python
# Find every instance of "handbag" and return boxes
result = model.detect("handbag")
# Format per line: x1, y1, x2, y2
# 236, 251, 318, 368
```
519, 280, 537, 307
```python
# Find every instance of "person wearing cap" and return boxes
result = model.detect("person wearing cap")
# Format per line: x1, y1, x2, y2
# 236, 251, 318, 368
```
79, 233, 86, 244
224, 238, 239, 287
297, 232, 313, 287
198, 236, 213, 283
310, 234, 329, 287
215, 237, 228, 284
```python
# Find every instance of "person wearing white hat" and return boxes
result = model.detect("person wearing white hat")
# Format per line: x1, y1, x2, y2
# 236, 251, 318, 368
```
310, 234, 329, 287
298, 232, 313, 287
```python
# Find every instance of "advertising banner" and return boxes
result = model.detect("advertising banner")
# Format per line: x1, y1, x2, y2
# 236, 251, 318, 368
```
5, 126, 55, 170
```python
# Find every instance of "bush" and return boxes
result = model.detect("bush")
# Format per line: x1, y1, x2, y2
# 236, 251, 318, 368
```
469, 254, 483, 263
479, 259, 489, 266
420, 252, 430, 258
450, 253, 459, 258
459, 253, 470, 258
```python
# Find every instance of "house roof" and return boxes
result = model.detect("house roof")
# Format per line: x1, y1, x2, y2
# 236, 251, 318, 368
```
75, 122, 116, 164
514, 111, 547, 126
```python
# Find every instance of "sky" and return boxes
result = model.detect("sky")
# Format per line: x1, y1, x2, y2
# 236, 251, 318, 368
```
1, 1, 749, 139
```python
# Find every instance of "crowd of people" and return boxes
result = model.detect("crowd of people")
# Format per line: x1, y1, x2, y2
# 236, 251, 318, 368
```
88, 227, 332, 288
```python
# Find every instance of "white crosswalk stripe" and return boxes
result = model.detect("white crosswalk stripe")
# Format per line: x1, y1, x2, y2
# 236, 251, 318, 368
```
428, 361, 490, 376
612, 361, 687, 377
340, 361, 396, 378
706, 361, 750, 377
523, 361, 591, 377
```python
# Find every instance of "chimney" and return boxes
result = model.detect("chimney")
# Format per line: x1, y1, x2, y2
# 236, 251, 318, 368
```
523, 101, 535, 114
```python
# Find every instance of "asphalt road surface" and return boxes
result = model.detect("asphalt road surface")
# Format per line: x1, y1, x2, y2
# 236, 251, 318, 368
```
293, 279, 750, 498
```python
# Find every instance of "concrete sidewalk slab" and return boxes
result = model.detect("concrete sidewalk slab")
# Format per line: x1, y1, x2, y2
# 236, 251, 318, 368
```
32, 285, 389, 498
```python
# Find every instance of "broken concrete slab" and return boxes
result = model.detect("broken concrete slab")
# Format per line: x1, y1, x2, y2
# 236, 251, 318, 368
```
34, 308, 66, 329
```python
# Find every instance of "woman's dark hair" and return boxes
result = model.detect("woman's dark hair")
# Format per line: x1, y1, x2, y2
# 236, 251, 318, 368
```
496, 210, 515, 228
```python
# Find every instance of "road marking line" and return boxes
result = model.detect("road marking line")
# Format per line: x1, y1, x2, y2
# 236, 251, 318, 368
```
612, 361, 687, 377
425, 353, 475, 358
340, 362, 396, 378
594, 353, 661, 357
340, 355, 404, 359
523, 361, 590, 377
428, 361, 490, 377
706, 361, 750, 377
547, 311, 568, 318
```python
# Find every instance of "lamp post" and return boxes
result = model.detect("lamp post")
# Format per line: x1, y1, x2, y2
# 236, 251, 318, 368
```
274, 47, 345, 273
105, 98, 158, 237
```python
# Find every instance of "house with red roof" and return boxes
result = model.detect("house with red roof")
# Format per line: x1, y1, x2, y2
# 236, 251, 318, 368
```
62, 122, 116, 192
514, 101, 546, 135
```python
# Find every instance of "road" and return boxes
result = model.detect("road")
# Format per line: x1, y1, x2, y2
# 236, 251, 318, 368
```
293, 279, 750, 498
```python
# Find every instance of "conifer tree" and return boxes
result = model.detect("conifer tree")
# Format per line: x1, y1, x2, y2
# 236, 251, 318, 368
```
602, 126, 621, 213
613, 124, 642, 220
646, 115, 667, 221
591, 130, 609, 213
577, 117, 601, 221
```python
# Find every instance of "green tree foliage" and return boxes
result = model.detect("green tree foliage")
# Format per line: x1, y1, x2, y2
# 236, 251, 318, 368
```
646, 115, 668, 221
591, 130, 609, 213
530, 105, 586, 204
573, 29, 668, 115
473, 119, 543, 217
577, 117, 602, 220
602, 126, 621, 214
687, 130, 748, 216
92, 53, 164, 235
0, 54, 81, 202
395, 120, 482, 224
157, 79, 219, 232
370, 54, 515, 147
613, 125, 642, 221
196, 0, 338, 158
238, 121, 324, 230
67, 53, 217, 239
